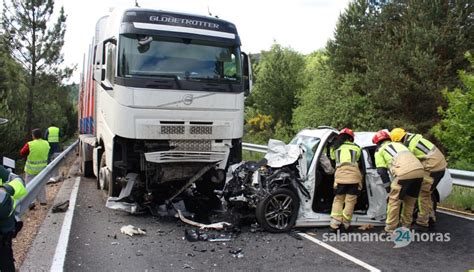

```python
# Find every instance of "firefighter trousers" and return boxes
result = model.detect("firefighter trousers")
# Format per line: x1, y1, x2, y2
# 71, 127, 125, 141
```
330, 184, 359, 229
385, 170, 424, 232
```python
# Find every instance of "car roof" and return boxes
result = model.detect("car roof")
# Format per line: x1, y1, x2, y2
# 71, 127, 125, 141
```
296, 128, 376, 149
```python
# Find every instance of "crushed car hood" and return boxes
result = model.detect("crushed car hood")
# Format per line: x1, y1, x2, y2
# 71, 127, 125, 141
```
264, 139, 301, 168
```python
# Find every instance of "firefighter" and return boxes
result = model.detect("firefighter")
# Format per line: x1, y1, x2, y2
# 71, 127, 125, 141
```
329, 128, 362, 231
0, 166, 27, 272
373, 130, 425, 233
390, 128, 447, 229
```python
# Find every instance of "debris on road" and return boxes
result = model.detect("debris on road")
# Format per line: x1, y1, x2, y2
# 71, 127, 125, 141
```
287, 230, 303, 240
358, 224, 374, 231
52, 200, 70, 213
47, 175, 64, 184
120, 225, 146, 237
229, 248, 244, 258
177, 209, 232, 230
184, 229, 233, 242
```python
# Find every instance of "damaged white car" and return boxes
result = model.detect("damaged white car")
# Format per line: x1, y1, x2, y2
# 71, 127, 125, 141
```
223, 127, 453, 232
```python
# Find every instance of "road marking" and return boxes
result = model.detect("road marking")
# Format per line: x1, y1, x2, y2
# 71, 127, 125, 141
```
298, 232, 381, 272
50, 177, 81, 272
438, 210, 474, 221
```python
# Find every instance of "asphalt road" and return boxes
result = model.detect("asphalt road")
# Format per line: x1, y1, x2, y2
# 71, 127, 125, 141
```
36, 175, 474, 271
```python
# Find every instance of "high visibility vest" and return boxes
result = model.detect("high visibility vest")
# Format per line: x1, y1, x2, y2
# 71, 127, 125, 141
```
404, 133, 447, 171
404, 134, 435, 159
0, 177, 27, 216
24, 139, 50, 175
375, 141, 423, 177
48, 126, 60, 143
330, 141, 362, 184
331, 141, 361, 167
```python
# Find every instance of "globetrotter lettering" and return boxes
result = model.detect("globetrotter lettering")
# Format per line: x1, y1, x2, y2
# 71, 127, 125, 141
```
149, 15, 220, 29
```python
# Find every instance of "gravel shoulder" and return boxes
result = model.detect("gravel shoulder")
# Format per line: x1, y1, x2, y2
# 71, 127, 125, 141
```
13, 153, 78, 269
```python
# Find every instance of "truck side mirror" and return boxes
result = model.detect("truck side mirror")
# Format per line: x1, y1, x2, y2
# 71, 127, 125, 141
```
242, 52, 252, 96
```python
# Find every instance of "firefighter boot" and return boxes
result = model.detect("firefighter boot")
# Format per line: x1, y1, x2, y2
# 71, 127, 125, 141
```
330, 194, 345, 230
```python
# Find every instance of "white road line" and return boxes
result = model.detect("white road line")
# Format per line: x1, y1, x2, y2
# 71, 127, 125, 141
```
438, 210, 474, 221
50, 177, 81, 272
298, 233, 381, 272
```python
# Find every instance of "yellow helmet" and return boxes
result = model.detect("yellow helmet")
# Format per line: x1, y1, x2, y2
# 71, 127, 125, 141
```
390, 128, 407, 142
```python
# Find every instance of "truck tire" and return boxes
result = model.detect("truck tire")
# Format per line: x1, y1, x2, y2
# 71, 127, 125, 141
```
98, 152, 120, 197
97, 152, 107, 190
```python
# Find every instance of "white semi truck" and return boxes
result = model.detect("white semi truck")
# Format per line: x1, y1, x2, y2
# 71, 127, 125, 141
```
78, 7, 251, 213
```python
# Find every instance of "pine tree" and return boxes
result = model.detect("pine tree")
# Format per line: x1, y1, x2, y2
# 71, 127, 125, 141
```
2, 0, 70, 137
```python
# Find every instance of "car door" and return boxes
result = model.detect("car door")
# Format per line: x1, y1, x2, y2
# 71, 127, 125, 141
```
361, 146, 387, 220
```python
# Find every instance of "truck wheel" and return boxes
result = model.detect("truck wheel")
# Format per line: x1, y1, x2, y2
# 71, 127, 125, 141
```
98, 152, 108, 190
98, 152, 120, 197
255, 188, 299, 233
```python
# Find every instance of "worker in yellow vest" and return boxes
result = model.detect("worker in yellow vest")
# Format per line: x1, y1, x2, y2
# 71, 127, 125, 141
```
20, 129, 50, 206
0, 166, 27, 272
1, 118, 27, 271
329, 128, 362, 231
390, 128, 448, 230
45, 124, 60, 162
372, 130, 424, 233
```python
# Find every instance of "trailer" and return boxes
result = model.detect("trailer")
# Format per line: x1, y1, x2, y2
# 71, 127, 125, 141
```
78, 7, 252, 213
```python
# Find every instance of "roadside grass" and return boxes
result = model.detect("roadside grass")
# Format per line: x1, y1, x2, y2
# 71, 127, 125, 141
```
439, 186, 474, 212
243, 150, 265, 162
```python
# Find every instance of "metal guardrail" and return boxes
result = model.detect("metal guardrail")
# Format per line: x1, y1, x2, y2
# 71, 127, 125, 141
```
449, 169, 474, 188
17, 140, 78, 216
243, 142, 474, 188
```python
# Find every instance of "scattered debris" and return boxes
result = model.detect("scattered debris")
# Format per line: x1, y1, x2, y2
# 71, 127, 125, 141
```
136, 250, 144, 256
358, 224, 374, 231
287, 230, 303, 240
250, 223, 261, 233
111, 242, 120, 245
52, 200, 70, 213
177, 209, 232, 230
229, 248, 244, 258
120, 225, 146, 237
47, 176, 63, 184
184, 229, 233, 242
183, 264, 194, 269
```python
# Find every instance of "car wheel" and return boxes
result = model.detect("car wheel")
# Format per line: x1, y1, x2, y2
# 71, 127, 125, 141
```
255, 188, 299, 233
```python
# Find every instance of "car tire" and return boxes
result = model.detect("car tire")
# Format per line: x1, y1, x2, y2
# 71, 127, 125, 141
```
255, 188, 299, 233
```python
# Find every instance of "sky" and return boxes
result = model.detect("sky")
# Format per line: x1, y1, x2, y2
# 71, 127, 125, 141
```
3, 0, 352, 83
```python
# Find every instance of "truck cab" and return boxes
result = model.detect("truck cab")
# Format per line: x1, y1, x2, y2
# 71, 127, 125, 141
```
79, 8, 252, 213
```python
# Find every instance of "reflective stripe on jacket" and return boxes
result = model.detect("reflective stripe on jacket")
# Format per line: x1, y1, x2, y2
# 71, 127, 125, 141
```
48, 126, 60, 143
25, 139, 50, 175
375, 141, 423, 177
404, 133, 447, 172
331, 141, 362, 185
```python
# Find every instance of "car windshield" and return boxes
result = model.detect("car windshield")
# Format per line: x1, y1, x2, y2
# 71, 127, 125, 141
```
290, 135, 321, 169
118, 34, 242, 82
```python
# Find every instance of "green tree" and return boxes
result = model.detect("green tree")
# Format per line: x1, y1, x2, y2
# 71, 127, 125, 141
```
250, 43, 306, 127
293, 53, 380, 132
327, 0, 473, 132
2, 0, 71, 137
432, 53, 474, 170
0, 38, 28, 159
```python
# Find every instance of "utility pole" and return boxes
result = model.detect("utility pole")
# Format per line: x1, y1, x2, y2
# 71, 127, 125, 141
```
135, 0, 140, 7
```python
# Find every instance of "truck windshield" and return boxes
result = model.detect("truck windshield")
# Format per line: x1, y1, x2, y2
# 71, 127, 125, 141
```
119, 34, 242, 83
